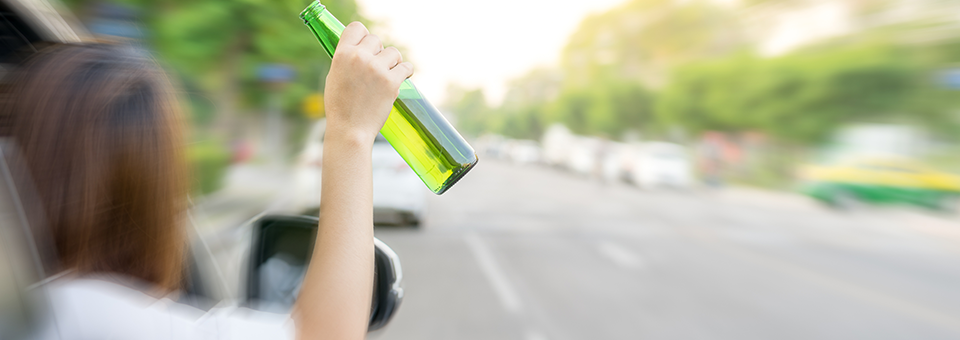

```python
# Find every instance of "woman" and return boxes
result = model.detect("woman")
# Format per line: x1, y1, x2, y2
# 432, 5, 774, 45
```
4, 22, 410, 339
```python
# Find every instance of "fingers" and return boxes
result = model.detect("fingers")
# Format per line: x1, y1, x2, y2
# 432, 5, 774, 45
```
376, 47, 402, 69
339, 22, 369, 46
375, 46, 412, 83
337, 22, 412, 83
389, 62, 414, 82
357, 34, 383, 54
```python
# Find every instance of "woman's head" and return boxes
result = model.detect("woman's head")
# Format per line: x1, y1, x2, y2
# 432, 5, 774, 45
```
4, 44, 187, 292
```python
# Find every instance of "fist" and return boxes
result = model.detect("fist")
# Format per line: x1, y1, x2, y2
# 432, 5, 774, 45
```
323, 21, 414, 144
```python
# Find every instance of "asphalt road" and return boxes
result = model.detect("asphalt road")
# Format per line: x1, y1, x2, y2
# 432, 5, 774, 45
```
371, 159, 960, 340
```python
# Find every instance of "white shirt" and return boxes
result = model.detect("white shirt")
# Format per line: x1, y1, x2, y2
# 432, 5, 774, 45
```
43, 278, 295, 340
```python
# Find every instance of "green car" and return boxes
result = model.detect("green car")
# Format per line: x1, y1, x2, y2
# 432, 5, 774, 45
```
800, 158, 960, 210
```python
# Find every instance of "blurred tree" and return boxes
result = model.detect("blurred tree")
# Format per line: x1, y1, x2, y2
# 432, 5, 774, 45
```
64, 0, 366, 133
61, 0, 367, 195
446, 0, 960, 147
494, 68, 562, 140
548, 76, 653, 138
656, 43, 950, 144
458, 0, 740, 141
561, 0, 746, 88
499, 106, 546, 140
442, 85, 491, 137
499, 68, 563, 110
152, 0, 364, 133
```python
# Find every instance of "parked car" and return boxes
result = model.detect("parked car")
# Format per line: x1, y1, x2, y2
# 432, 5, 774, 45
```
292, 119, 326, 214
294, 121, 426, 226
599, 141, 631, 183
542, 124, 574, 167
629, 142, 693, 189
372, 134, 427, 225
800, 157, 960, 210
567, 137, 601, 176
476, 134, 508, 159
505, 139, 541, 165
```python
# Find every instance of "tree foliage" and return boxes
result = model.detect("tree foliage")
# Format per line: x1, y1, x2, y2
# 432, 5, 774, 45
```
452, 0, 960, 146
448, 0, 736, 141
657, 43, 955, 143
548, 77, 653, 138
561, 0, 745, 87
64, 0, 367, 125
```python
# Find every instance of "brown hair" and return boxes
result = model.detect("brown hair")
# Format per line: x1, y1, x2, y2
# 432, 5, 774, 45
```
4, 44, 188, 292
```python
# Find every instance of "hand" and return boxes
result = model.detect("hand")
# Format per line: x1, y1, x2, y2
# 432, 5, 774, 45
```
323, 21, 414, 145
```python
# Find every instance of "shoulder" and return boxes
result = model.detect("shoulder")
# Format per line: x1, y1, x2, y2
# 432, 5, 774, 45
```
46, 277, 295, 340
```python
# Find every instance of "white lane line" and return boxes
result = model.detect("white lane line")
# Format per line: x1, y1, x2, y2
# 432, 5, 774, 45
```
525, 329, 548, 340
597, 241, 643, 269
464, 232, 523, 314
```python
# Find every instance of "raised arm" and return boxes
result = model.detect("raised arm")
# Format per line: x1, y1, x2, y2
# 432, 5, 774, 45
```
293, 21, 413, 340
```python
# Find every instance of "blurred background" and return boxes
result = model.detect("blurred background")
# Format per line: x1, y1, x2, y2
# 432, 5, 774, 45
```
20, 0, 960, 339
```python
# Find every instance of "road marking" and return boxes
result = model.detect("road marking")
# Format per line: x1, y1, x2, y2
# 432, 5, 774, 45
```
464, 232, 523, 314
597, 241, 643, 269
525, 329, 548, 340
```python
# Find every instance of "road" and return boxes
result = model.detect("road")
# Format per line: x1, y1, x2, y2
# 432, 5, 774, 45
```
371, 159, 960, 340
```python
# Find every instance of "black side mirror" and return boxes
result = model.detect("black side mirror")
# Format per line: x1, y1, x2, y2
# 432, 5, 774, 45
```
245, 215, 403, 332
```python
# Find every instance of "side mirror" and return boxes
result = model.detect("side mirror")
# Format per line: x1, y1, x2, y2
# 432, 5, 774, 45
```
245, 215, 403, 332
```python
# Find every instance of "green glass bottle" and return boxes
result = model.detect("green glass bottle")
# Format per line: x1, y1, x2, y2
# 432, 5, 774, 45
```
300, 1, 477, 195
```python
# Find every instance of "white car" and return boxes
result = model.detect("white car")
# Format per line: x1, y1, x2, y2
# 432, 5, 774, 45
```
371, 135, 427, 225
293, 121, 426, 225
629, 142, 693, 189
506, 139, 541, 165
291, 120, 326, 214
567, 137, 601, 176
599, 142, 631, 183
542, 124, 574, 167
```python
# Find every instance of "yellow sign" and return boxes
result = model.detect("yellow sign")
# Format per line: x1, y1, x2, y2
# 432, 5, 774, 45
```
302, 93, 324, 119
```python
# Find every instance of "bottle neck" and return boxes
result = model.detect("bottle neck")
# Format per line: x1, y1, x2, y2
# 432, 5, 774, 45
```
300, 1, 346, 59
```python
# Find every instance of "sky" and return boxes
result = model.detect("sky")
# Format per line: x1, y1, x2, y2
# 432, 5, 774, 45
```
757, 1, 852, 56
355, 0, 629, 106
353, 0, 860, 107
